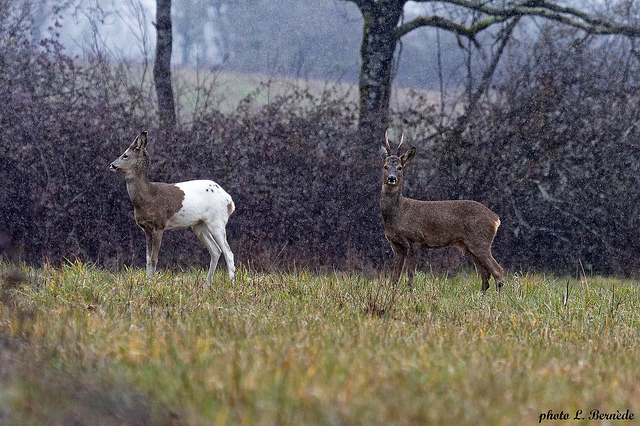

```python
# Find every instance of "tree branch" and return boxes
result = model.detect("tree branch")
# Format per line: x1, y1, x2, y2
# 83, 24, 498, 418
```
405, 0, 640, 39
395, 15, 505, 44
457, 17, 520, 131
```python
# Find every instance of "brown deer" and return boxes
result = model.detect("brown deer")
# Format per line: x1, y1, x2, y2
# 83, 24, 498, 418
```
110, 131, 235, 285
380, 133, 504, 291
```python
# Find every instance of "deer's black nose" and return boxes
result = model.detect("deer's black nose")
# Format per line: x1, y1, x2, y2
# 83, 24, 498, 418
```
387, 176, 397, 185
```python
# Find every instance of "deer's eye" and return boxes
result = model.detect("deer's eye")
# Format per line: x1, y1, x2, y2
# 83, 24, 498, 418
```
122, 154, 129, 159
397, 166, 402, 171
383, 165, 389, 170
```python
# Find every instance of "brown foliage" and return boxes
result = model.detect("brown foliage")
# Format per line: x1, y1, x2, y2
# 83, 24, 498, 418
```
420, 27, 640, 274
1, 15, 640, 275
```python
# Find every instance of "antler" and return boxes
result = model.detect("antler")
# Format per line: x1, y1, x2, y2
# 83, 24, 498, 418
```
384, 131, 405, 156
384, 131, 392, 155
396, 133, 404, 155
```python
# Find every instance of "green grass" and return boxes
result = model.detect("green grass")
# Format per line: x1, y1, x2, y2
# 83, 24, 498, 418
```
1, 260, 639, 425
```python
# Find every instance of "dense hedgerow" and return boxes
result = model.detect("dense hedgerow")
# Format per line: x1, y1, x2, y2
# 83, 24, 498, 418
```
433, 27, 640, 274
1, 7, 640, 275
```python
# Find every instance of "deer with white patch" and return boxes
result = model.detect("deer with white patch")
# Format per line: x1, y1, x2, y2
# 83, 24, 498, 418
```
110, 131, 235, 285
381, 132, 504, 291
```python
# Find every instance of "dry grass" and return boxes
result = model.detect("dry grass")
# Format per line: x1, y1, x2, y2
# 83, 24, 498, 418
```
1, 260, 639, 425
171, 67, 445, 116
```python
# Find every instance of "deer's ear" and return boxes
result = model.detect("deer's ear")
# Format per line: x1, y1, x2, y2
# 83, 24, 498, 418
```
131, 131, 148, 152
401, 147, 416, 166
380, 145, 389, 160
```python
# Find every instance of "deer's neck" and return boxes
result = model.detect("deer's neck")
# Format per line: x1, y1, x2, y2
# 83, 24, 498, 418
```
380, 184, 403, 221
124, 172, 152, 207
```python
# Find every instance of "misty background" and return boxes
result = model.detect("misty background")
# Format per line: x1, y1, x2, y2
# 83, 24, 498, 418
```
35, 0, 471, 88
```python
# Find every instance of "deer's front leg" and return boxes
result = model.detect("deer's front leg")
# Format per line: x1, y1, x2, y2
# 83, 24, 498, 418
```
144, 230, 153, 276
144, 228, 164, 277
404, 242, 421, 289
389, 241, 407, 287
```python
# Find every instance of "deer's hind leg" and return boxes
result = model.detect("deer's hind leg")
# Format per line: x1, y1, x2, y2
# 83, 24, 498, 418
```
470, 252, 492, 291
205, 222, 235, 281
487, 252, 505, 289
467, 244, 504, 291
193, 223, 222, 285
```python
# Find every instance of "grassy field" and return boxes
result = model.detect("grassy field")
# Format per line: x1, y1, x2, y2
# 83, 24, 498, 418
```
170, 67, 444, 116
1, 260, 639, 425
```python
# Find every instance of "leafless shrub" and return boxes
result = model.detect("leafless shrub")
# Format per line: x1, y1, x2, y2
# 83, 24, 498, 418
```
425, 25, 640, 275
2, 7, 640, 276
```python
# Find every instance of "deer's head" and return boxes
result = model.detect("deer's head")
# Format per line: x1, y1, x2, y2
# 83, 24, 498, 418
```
382, 132, 415, 190
109, 131, 150, 178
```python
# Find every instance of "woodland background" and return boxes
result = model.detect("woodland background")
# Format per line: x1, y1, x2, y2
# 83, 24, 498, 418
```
2, 0, 640, 276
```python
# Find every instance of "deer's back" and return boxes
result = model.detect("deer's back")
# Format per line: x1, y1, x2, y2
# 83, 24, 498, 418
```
384, 198, 499, 248
166, 180, 234, 230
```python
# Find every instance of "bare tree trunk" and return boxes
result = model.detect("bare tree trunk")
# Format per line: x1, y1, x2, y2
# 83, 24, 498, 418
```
154, 0, 176, 128
356, 1, 404, 152
343, 2, 405, 262
346, 0, 640, 151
